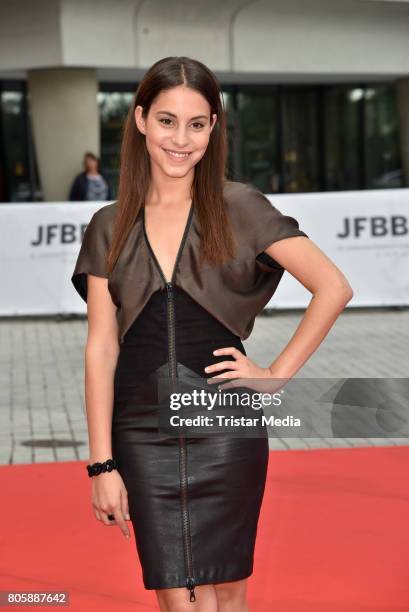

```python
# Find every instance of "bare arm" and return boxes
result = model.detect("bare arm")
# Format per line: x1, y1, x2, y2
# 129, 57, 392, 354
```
264, 235, 353, 378
84, 274, 130, 538
85, 274, 120, 463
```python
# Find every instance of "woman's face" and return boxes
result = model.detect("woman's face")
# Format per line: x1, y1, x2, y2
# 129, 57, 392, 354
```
84, 156, 98, 173
135, 85, 217, 179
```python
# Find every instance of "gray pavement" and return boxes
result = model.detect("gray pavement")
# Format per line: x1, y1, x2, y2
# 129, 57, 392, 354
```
0, 306, 408, 465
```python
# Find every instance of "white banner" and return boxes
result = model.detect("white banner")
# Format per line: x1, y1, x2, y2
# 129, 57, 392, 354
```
0, 189, 408, 316
267, 188, 409, 307
0, 202, 100, 315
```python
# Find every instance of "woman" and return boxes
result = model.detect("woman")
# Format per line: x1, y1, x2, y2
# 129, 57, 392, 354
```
68, 151, 112, 201
71, 56, 353, 611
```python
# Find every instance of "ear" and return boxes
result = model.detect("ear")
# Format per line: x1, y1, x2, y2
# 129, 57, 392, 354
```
210, 113, 217, 132
134, 105, 146, 135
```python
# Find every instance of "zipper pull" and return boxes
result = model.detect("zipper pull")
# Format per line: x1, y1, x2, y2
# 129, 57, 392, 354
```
166, 281, 173, 295
186, 576, 196, 602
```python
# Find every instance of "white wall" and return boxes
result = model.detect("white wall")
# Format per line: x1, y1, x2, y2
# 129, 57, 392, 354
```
0, 0, 61, 69
60, 0, 138, 67
0, 0, 409, 80
233, 0, 409, 75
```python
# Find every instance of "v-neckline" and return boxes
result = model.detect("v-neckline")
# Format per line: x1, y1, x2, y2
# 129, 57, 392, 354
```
142, 199, 194, 285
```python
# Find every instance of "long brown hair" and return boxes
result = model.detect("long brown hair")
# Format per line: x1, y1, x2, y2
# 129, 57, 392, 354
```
106, 56, 236, 273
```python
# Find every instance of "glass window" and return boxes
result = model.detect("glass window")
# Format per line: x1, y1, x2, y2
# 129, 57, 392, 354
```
364, 85, 403, 189
237, 86, 281, 193
323, 86, 361, 191
98, 90, 134, 199
281, 88, 319, 193
0, 83, 42, 202
95, 82, 404, 198
0, 80, 404, 202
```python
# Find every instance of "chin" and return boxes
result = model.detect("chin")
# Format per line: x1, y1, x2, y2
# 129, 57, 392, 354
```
161, 156, 200, 175
163, 165, 195, 178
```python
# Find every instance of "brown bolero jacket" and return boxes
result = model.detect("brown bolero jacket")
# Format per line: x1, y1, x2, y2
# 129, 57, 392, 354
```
71, 180, 309, 344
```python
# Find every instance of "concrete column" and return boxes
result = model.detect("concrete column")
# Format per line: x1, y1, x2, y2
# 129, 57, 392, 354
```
27, 68, 99, 201
396, 78, 409, 188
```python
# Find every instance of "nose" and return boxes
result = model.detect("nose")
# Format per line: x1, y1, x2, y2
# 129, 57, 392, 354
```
171, 124, 190, 148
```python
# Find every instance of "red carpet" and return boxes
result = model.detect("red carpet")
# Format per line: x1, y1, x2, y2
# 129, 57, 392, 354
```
0, 446, 408, 611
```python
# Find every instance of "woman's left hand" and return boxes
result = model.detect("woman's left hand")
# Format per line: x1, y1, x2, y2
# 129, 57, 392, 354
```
204, 347, 286, 392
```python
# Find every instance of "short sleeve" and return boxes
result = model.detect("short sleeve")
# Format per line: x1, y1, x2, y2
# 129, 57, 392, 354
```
245, 184, 308, 252
71, 209, 110, 303
239, 183, 308, 270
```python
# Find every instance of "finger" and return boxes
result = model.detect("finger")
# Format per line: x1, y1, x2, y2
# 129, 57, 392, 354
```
93, 506, 102, 521
120, 489, 131, 521
213, 347, 242, 358
99, 510, 115, 526
204, 360, 239, 374
114, 509, 131, 539
213, 347, 243, 359
207, 370, 242, 384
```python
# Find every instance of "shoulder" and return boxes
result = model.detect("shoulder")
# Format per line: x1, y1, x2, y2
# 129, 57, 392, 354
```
222, 181, 307, 253
87, 200, 118, 240
91, 200, 118, 223
223, 179, 273, 206
222, 180, 278, 221
72, 172, 87, 188
223, 180, 255, 202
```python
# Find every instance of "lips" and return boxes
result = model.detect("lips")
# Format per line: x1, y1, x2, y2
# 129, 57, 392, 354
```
163, 148, 192, 159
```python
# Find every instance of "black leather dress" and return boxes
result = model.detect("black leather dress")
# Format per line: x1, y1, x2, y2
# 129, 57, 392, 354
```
111, 212, 270, 603
71, 181, 309, 604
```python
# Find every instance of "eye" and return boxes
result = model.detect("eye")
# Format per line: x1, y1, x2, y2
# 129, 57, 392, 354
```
158, 118, 205, 129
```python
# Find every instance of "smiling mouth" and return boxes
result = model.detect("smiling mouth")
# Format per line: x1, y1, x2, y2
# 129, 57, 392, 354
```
163, 148, 192, 159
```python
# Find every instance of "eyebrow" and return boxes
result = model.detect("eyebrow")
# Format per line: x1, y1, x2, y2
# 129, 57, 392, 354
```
155, 110, 209, 120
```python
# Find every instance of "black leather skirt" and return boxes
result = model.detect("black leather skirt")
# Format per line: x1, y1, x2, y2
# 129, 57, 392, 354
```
112, 285, 269, 603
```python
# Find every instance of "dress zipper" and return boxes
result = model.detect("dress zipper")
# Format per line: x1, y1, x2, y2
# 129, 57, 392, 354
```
142, 201, 196, 603
166, 282, 197, 603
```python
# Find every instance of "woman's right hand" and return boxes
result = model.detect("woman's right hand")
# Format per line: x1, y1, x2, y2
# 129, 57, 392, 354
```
91, 470, 131, 539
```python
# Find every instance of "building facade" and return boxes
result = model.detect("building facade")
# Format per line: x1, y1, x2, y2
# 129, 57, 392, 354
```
0, 0, 408, 202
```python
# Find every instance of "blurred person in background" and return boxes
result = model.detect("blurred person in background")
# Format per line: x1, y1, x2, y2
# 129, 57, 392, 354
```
68, 151, 112, 201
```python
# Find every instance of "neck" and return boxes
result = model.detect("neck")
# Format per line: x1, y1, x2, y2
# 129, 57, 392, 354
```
146, 166, 193, 207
